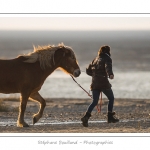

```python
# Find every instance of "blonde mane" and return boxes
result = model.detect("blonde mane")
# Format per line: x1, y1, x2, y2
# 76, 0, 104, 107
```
23, 43, 75, 70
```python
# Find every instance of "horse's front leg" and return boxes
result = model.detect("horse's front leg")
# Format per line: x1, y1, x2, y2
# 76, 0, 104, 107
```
29, 92, 46, 124
17, 92, 30, 127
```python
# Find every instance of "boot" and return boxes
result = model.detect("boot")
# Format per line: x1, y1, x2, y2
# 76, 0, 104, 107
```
81, 112, 91, 127
107, 111, 119, 123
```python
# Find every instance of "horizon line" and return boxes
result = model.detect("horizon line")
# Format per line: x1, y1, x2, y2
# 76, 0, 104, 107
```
0, 29, 150, 31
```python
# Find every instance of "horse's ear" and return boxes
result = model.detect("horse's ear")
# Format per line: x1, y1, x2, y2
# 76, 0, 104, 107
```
57, 46, 65, 57
58, 45, 70, 57
63, 51, 65, 57
64, 48, 70, 53
63, 49, 70, 57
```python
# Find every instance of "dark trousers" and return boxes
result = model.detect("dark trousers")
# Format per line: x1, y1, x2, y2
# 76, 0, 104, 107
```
87, 88, 114, 113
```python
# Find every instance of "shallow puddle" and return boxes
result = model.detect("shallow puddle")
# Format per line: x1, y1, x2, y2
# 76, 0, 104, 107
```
0, 118, 149, 126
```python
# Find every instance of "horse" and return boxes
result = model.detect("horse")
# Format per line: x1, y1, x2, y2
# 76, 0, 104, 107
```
0, 43, 81, 127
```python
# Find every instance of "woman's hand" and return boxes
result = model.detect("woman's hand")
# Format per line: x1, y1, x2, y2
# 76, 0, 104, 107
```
109, 75, 114, 79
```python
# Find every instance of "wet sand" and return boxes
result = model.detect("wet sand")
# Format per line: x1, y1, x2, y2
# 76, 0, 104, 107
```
0, 98, 150, 133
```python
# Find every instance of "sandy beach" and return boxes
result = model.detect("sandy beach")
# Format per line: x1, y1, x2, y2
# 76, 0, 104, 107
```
0, 98, 150, 133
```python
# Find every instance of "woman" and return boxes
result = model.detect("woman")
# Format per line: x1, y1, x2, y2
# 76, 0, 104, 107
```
81, 45, 119, 127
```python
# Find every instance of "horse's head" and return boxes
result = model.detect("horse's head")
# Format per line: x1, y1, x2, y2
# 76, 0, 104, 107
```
55, 45, 81, 77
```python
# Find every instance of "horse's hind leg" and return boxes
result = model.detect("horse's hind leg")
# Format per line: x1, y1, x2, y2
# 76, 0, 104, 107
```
17, 92, 30, 127
29, 92, 46, 124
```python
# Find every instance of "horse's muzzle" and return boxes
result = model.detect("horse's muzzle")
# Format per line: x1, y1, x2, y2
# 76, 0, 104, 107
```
73, 69, 81, 77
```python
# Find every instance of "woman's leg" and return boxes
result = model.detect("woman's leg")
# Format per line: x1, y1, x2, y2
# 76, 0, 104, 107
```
81, 89, 101, 127
102, 88, 119, 123
102, 88, 114, 112
87, 89, 101, 113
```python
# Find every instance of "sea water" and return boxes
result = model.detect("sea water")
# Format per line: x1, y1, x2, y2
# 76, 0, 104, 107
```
38, 70, 150, 99
0, 70, 150, 99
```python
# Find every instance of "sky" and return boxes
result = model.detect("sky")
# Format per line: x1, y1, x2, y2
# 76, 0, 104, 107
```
0, 17, 150, 31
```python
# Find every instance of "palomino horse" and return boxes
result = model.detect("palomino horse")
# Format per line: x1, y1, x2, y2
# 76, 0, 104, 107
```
0, 43, 81, 127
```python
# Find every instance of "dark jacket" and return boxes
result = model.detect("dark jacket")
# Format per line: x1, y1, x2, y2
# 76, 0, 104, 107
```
86, 53, 114, 90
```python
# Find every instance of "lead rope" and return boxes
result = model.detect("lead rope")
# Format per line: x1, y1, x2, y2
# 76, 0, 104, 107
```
70, 75, 102, 113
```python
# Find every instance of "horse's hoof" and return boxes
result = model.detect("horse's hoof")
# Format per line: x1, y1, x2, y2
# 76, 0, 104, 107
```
17, 122, 29, 127
33, 117, 37, 125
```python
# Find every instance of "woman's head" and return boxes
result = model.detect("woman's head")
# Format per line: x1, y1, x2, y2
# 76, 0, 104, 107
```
98, 45, 111, 56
